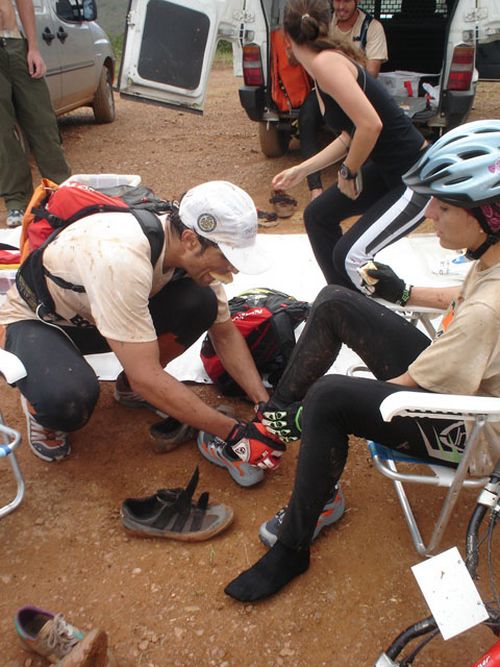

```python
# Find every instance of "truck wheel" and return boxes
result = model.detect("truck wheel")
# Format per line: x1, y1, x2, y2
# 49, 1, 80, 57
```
93, 67, 115, 124
258, 122, 290, 158
446, 113, 468, 131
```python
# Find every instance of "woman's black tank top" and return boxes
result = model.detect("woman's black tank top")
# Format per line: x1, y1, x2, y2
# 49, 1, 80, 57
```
318, 61, 425, 183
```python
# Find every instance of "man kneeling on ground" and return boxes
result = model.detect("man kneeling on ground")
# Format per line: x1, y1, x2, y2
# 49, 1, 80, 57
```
0, 181, 284, 466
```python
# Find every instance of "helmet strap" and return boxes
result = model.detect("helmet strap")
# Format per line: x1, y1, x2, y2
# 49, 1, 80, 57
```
465, 234, 499, 260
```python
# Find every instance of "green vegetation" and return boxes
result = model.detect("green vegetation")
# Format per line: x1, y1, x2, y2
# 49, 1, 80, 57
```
216, 40, 233, 66
110, 33, 123, 63
108, 33, 232, 72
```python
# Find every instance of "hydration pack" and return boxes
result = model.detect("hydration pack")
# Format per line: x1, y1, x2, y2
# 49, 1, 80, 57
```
200, 287, 311, 397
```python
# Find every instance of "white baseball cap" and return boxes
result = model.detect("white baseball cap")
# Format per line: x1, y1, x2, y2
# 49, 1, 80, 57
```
179, 181, 271, 274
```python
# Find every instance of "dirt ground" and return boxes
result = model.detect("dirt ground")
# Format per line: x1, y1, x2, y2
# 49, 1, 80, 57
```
0, 68, 499, 667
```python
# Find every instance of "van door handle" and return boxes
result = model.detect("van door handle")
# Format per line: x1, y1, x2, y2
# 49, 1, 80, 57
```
42, 27, 55, 44
57, 27, 68, 43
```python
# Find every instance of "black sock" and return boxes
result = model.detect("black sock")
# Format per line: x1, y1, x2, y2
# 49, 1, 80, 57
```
224, 541, 310, 602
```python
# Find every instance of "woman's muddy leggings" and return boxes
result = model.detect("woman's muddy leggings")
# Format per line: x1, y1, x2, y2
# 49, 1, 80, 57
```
271, 286, 466, 549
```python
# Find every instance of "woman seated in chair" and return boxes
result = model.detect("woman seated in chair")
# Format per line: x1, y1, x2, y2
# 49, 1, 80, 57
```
224, 119, 500, 602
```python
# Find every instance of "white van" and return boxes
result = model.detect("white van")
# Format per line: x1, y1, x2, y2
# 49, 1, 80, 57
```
118, 0, 500, 155
31, 0, 116, 123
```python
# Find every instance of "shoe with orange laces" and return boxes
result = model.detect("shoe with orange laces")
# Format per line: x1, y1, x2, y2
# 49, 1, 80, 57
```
258, 484, 346, 547
20, 396, 70, 462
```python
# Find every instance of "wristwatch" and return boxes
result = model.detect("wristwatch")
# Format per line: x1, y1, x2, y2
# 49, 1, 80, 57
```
339, 163, 356, 180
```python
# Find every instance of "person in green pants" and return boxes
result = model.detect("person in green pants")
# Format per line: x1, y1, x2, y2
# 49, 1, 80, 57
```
0, 0, 70, 227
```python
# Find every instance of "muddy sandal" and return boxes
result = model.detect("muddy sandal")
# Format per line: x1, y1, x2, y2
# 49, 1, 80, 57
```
120, 466, 233, 541
269, 190, 298, 218
257, 208, 279, 228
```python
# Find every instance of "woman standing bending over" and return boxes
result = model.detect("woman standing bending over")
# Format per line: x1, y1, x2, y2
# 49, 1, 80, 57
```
273, 0, 428, 291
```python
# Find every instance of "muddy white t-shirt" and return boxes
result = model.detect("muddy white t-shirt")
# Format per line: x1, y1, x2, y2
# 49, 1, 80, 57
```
0, 212, 230, 342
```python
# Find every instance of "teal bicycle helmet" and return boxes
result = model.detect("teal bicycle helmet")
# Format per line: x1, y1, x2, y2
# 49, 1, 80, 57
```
403, 120, 500, 259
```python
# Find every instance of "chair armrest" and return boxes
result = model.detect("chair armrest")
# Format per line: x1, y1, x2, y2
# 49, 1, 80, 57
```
0, 349, 27, 384
380, 391, 500, 423
373, 298, 444, 315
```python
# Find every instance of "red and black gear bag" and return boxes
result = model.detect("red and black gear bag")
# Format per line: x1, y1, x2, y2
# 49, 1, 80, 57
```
16, 179, 170, 321
200, 288, 311, 397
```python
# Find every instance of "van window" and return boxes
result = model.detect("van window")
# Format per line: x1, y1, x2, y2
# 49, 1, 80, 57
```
137, 0, 209, 90
55, 0, 85, 22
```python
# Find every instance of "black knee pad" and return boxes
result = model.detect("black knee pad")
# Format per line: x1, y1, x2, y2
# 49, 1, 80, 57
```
23, 372, 100, 433
150, 279, 218, 348
171, 284, 217, 348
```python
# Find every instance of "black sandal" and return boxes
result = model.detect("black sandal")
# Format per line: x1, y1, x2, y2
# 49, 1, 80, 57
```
120, 466, 233, 541
257, 208, 279, 228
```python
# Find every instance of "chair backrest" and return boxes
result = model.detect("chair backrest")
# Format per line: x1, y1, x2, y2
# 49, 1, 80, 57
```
0, 350, 26, 519
0, 418, 24, 519
369, 391, 498, 557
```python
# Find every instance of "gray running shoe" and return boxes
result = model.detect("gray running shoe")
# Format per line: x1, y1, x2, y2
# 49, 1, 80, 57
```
259, 484, 346, 547
6, 208, 24, 228
197, 430, 264, 487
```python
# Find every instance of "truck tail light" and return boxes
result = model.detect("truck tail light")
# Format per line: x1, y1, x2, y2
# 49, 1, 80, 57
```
242, 44, 264, 86
447, 45, 474, 91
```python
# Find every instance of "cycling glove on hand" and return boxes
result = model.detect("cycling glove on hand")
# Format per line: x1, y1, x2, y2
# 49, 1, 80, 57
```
256, 401, 303, 444
366, 261, 412, 306
226, 421, 286, 470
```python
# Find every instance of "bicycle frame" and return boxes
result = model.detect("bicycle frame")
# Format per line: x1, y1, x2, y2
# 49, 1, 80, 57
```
471, 638, 500, 667
374, 461, 500, 667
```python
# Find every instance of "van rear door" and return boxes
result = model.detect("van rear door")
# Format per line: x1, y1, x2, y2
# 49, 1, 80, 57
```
118, 0, 243, 113
476, 0, 500, 79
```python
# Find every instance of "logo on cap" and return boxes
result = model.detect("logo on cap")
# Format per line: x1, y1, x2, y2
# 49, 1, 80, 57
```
197, 213, 217, 233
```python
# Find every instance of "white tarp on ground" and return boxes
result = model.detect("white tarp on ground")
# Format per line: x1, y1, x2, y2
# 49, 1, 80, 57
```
87, 232, 468, 382
0, 230, 468, 383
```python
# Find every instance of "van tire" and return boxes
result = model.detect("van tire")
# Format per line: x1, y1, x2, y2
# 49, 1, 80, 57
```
93, 67, 115, 124
258, 122, 290, 157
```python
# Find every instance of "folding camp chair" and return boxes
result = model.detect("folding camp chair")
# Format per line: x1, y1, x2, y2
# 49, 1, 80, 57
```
0, 348, 27, 519
369, 391, 500, 557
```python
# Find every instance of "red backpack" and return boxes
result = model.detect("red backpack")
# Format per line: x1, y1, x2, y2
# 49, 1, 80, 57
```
200, 288, 310, 396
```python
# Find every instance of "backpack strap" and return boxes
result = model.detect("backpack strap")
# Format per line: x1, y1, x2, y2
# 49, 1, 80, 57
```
269, 309, 297, 363
130, 208, 165, 267
354, 11, 373, 52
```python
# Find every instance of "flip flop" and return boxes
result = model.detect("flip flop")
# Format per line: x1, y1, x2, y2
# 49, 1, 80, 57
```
120, 466, 233, 541
269, 191, 298, 219
257, 208, 279, 228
